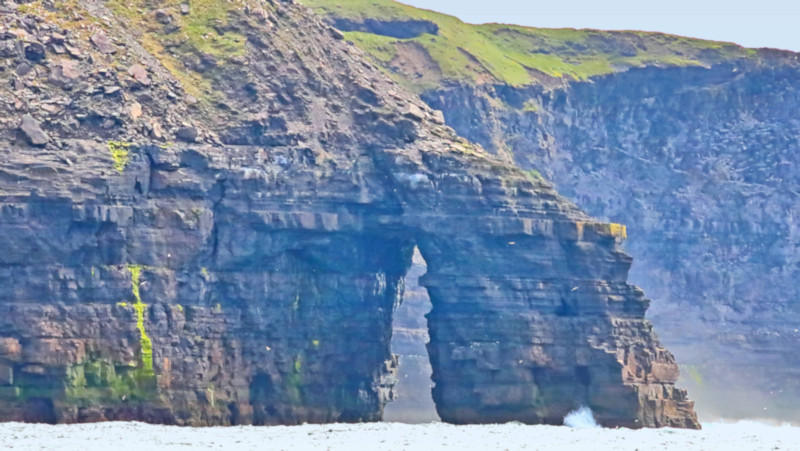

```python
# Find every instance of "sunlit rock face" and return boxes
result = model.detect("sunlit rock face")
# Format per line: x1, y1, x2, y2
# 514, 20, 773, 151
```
417, 61, 800, 420
305, 0, 800, 422
0, 0, 696, 428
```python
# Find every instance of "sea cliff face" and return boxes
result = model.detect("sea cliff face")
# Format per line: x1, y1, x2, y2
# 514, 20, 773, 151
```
420, 61, 800, 420
304, 0, 800, 421
0, 0, 697, 428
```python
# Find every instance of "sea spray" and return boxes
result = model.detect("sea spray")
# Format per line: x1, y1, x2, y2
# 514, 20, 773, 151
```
563, 406, 600, 428
3, 421, 799, 450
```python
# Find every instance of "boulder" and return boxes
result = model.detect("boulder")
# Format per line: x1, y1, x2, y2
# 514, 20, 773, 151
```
19, 114, 48, 146
175, 126, 199, 143
23, 41, 45, 62
90, 32, 115, 54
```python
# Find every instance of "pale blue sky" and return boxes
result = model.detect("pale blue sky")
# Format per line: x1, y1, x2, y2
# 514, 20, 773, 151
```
401, 0, 800, 52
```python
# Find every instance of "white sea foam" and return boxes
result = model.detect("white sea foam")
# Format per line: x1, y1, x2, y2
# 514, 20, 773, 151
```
1, 420, 799, 450
563, 406, 600, 428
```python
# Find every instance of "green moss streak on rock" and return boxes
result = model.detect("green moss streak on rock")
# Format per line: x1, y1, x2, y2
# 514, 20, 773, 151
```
64, 358, 156, 406
526, 169, 544, 182
285, 354, 304, 404
108, 141, 132, 173
128, 265, 154, 375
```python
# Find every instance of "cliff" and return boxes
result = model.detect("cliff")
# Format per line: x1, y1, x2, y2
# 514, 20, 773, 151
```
303, 0, 800, 421
0, 0, 697, 428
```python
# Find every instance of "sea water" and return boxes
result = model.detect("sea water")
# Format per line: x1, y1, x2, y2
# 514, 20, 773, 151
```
1, 419, 798, 450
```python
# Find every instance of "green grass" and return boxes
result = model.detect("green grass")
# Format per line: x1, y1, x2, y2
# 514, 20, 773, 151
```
302, 0, 754, 88
522, 100, 538, 113
106, 0, 252, 99
526, 169, 544, 181
108, 0, 246, 59
343, 31, 399, 63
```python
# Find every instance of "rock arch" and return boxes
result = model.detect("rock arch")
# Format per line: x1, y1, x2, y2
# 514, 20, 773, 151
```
0, 143, 697, 428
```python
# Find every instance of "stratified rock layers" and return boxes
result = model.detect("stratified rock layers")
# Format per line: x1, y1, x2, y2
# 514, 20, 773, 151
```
0, 145, 697, 428
0, 0, 696, 428
417, 62, 800, 420
403, 170, 696, 427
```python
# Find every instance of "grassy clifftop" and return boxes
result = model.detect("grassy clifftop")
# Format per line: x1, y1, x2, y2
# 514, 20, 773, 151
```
301, 0, 755, 90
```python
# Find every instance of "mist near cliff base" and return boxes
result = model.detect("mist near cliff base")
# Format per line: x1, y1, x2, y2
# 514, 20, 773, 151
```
563, 406, 600, 428
3, 420, 800, 450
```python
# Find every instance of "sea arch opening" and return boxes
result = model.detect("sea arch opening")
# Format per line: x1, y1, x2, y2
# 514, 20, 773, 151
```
384, 247, 440, 423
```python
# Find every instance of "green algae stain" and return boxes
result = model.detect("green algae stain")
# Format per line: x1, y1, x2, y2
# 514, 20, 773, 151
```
128, 265, 154, 375
108, 141, 132, 173
206, 386, 216, 407
284, 354, 305, 404
64, 358, 156, 406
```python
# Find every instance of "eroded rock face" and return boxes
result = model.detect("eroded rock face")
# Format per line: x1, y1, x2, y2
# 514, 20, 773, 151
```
0, 0, 696, 428
416, 61, 800, 420
331, 18, 439, 39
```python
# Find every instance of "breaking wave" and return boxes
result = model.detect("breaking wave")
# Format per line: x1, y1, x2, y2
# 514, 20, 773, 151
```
563, 406, 600, 428
2, 419, 800, 450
